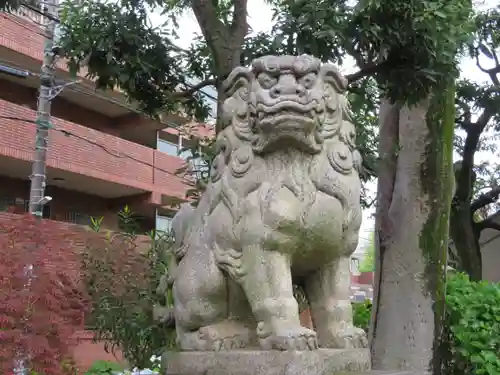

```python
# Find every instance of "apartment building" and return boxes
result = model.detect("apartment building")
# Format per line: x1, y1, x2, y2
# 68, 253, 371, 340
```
0, 8, 215, 233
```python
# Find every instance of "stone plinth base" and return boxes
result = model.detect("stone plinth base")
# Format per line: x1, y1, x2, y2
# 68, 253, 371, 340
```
163, 349, 370, 375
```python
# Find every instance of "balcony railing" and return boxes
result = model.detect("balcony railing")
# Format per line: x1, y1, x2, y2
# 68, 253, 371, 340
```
0, 99, 190, 199
11, 5, 48, 26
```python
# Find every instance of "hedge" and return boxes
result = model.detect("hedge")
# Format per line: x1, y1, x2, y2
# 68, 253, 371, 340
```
352, 272, 500, 375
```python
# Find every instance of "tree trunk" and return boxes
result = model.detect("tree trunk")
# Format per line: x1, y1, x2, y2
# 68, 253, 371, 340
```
370, 81, 454, 374
190, 0, 248, 133
449, 202, 482, 280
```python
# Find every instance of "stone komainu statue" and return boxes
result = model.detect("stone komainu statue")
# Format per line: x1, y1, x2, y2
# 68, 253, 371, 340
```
170, 55, 366, 351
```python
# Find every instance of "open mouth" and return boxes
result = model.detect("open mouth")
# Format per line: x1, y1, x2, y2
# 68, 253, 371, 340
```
253, 100, 321, 130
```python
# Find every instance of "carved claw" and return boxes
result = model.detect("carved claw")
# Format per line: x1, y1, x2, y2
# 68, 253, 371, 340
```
324, 326, 368, 349
192, 321, 252, 351
258, 322, 318, 351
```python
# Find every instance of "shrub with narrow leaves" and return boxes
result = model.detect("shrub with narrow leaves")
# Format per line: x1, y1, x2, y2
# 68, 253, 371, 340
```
82, 207, 176, 370
0, 214, 89, 375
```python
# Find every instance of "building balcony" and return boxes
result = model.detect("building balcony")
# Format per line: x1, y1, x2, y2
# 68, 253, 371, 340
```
0, 10, 189, 142
0, 98, 192, 204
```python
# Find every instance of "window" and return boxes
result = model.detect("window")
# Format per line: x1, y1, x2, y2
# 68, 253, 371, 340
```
157, 139, 179, 157
179, 148, 192, 160
0, 197, 16, 212
156, 214, 173, 235
64, 211, 91, 226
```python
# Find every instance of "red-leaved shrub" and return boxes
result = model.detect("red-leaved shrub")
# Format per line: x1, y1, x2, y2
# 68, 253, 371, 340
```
0, 214, 90, 375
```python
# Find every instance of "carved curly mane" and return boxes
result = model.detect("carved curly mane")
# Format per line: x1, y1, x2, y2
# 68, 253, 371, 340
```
173, 55, 362, 280
205, 56, 361, 222
169, 56, 367, 354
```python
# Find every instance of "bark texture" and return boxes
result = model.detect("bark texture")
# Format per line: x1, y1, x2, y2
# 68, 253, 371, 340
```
449, 101, 497, 280
449, 165, 482, 280
191, 0, 249, 133
370, 81, 454, 374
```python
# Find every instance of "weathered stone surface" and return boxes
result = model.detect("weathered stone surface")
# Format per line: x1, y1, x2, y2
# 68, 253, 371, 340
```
167, 54, 365, 353
164, 349, 370, 375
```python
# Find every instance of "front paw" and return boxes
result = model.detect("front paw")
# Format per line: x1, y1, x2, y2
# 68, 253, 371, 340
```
321, 326, 368, 349
257, 321, 318, 351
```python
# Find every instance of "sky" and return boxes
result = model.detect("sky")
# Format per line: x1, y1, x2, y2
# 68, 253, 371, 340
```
151, 0, 499, 256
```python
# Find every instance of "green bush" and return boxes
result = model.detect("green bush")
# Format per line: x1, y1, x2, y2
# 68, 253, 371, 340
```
82, 207, 176, 370
351, 273, 500, 375
352, 299, 372, 332
441, 273, 500, 375
84, 360, 123, 375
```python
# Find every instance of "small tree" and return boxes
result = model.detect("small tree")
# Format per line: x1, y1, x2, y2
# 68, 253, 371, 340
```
82, 207, 175, 370
0, 213, 89, 375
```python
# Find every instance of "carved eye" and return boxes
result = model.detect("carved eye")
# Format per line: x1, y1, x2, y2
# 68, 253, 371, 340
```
299, 73, 317, 89
257, 72, 277, 89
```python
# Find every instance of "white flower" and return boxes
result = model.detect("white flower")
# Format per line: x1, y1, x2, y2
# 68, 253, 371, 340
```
150, 354, 161, 363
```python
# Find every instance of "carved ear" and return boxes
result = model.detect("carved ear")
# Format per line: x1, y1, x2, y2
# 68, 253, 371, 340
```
220, 67, 253, 129
319, 64, 348, 94
319, 64, 353, 130
221, 66, 253, 100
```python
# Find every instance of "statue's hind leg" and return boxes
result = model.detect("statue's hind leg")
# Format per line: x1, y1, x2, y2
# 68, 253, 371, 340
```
173, 249, 255, 351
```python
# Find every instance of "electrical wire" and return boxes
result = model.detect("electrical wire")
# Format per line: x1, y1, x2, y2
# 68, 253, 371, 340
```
0, 58, 194, 133
4, 6, 219, 103
0, 115, 196, 184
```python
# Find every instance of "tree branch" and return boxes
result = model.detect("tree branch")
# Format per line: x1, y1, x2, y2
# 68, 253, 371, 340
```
454, 106, 496, 203
475, 215, 500, 232
455, 101, 472, 130
173, 78, 217, 98
346, 60, 388, 83
471, 186, 500, 212
231, 0, 248, 39
475, 47, 500, 87
191, 0, 229, 53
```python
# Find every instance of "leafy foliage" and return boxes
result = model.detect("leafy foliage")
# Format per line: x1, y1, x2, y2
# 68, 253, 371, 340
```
84, 358, 162, 375
359, 232, 375, 273
84, 360, 123, 375
82, 207, 175, 369
352, 300, 372, 332
441, 273, 500, 375
0, 213, 89, 375
272, 0, 474, 104
449, 5, 500, 279
352, 273, 500, 375
58, 0, 211, 120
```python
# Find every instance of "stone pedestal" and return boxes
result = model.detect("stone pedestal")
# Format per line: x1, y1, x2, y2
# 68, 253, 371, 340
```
163, 349, 371, 375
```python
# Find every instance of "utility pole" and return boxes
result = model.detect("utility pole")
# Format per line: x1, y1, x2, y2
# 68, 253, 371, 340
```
28, 0, 58, 216
14, 3, 59, 374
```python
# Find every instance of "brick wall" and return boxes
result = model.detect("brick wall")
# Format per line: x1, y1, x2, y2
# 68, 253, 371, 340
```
0, 79, 117, 135
0, 12, 91, 80
351, 272, 374, 285
72, 331, 126, 373
0, 96, 190, 199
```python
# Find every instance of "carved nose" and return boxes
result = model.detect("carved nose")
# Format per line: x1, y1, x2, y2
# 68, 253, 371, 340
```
270, 85, 306, 98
